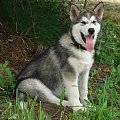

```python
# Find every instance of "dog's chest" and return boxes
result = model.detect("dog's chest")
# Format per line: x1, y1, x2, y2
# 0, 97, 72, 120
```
68, 51, 94, 75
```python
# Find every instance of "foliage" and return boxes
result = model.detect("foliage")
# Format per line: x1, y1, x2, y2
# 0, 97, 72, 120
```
0, 0, 69, 45
0, 97, 51, 120
95, 19, 120, 67
0, 61, 15, 91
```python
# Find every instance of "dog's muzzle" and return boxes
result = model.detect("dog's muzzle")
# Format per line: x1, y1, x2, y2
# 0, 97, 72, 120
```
88, 28, 95, 35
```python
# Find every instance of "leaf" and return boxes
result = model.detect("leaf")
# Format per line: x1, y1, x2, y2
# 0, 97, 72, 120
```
5, 68, 14, 81
59, 89, 65, 111
117, 64, 120, 71
0, 76, 6, 87
2, 61, 9, 68
8, 114, 17, 120
97, 101, 107, 115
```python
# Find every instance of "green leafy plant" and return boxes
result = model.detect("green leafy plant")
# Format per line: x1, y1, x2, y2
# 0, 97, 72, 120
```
59, 89, 65, 112
1, 96, 51, 120
0, 0, 69, 45
0, 61, 15, 91
96, 19, 120, 66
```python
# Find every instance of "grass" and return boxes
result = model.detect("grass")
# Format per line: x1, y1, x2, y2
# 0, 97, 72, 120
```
95, 18, 120, 66
0, 97, 51, 120
0, 1, 120, 120
0, 61, 16, 92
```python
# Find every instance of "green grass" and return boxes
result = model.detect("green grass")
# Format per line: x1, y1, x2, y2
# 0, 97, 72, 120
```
95, 19, 120, 66
0, 97, 51, 120
0, 61, 16, 92
0, 1, 120, 120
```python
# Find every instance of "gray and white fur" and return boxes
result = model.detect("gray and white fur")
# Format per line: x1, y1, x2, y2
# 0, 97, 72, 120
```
16, 2, 104, 111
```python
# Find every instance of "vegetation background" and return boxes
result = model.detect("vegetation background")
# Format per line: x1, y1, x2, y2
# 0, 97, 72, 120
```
0, 0, 120, 119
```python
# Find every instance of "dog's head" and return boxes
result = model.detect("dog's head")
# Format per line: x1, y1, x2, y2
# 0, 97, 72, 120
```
70, 2, 104, 52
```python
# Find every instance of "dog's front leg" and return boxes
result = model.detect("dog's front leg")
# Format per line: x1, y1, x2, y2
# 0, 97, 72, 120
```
63, 75, 84, 111
78, 70, 90, 106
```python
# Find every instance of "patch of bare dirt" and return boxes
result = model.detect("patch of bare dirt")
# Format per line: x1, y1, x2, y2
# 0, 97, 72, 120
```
92, 63, 110, 82
0, 36, 38, 76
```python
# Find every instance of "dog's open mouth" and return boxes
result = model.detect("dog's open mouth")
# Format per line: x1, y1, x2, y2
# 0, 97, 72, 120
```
80, 32, 94, 52
80, 32, 94, 43
81, 32, 86, 43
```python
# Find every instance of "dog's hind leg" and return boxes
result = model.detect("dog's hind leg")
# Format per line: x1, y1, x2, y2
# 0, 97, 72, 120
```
16, 78, 70, 107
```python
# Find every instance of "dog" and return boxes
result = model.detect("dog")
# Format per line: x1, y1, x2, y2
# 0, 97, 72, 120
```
16, 2, 104, 111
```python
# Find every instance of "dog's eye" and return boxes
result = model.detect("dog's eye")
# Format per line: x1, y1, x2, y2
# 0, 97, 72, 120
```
92, 21, 96, 24
81, 21, 87, 25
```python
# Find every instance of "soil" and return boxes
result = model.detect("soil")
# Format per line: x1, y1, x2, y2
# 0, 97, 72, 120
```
0, 35, 110, 119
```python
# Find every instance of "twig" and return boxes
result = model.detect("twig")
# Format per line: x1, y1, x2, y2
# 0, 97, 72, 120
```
51, 110, 60, 118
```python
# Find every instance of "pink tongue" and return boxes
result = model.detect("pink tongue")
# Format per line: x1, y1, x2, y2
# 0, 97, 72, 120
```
85, 36, 94, 52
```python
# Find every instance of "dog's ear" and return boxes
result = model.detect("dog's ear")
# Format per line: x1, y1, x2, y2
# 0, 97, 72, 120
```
70, 5, 80, 22
94, 2, 104, 20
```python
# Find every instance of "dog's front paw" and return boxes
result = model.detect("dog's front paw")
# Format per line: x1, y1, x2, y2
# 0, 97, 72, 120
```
72, 105, 85, 111
81, 99, 96, 111
80, 98, 89, 106
62, 100, 70, 106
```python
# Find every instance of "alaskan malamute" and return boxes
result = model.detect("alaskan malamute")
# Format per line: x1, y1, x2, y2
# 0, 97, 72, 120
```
16, 2, 104, 111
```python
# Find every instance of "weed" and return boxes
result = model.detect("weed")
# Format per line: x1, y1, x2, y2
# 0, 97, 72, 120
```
0, 97, 51, 120
95, 19, 120, 66
0, 61, 15, 91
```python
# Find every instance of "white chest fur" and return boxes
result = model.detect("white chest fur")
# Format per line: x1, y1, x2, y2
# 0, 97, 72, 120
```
68, 48, 94, 76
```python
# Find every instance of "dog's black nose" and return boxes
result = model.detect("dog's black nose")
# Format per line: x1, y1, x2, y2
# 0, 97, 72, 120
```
88, 28, 95, 35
